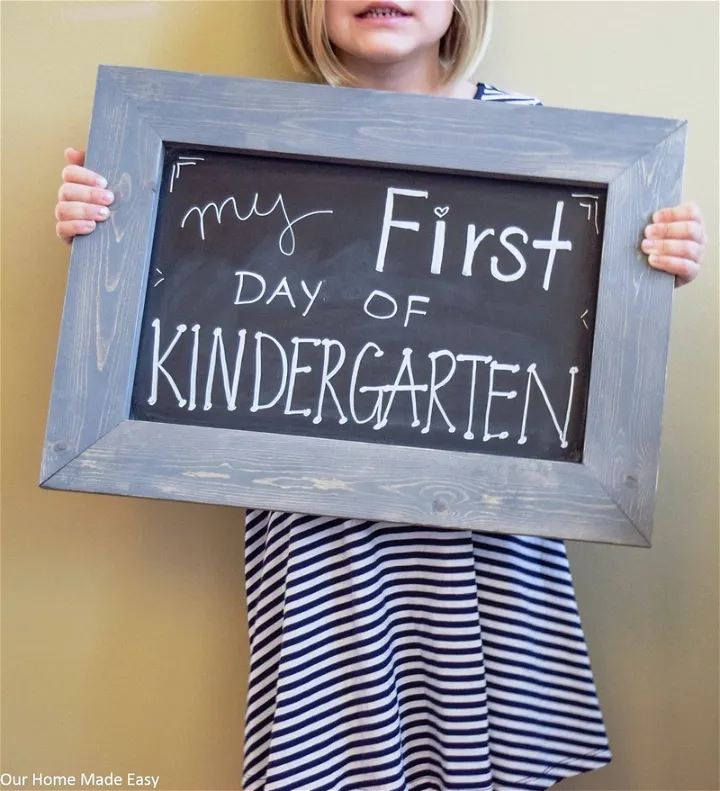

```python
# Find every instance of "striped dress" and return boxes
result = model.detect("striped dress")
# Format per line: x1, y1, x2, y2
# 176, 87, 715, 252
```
242, 84, 612, 791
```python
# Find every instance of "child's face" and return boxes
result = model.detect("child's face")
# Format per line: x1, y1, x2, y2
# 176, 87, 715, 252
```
325, 1, 455, 67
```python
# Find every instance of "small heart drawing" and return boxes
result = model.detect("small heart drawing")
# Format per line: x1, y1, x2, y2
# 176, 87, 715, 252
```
434, 206, 449, 218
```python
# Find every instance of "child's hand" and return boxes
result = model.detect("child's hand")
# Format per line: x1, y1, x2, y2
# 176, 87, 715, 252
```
55, 148, 114, 244
641, 202, 706, 287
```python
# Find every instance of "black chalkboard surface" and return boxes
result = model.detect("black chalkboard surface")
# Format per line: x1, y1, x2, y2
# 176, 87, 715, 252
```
132, 146, 605, 463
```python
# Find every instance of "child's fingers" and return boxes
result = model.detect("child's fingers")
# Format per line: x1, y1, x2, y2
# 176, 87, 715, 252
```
56, 149, 107, 245
61, 163, 107, 189
652, 202, 703, 225
644, 219, 705, 245
64, 147, 86, 167
647, 254, 700, 286
641, 237, 703, 262
56, 219, 97, 244
57, 182, 114, 206
55, 200, 110, 223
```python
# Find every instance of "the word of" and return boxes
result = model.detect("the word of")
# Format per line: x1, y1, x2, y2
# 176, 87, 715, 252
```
363, 290, 430, 328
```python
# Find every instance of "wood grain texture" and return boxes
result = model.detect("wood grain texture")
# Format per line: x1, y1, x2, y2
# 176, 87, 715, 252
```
41, 70, 163, 482
107, 66, 683, 185
43, 420, 646, 546
584, 126, 687, 544
39, 65, 687, 545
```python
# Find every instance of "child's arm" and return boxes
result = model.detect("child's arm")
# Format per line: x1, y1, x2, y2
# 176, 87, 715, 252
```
55, 147, 114, 244
642, 202, 707, 286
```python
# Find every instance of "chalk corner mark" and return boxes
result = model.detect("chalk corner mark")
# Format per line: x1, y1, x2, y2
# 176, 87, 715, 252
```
571, 193, 600, 235
169, 156, 205, 193
152, 268, 164, 288
580, 308, 589, 330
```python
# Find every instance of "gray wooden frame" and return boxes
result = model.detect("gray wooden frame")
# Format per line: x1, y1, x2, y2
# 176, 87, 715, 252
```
40, 65, 687, 546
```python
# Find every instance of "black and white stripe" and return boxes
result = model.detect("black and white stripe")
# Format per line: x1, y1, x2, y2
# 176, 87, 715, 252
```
476, 84, 542, 105
242, 84, 611, 791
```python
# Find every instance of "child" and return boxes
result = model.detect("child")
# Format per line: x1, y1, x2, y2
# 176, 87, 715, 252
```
54, 2, 707, 789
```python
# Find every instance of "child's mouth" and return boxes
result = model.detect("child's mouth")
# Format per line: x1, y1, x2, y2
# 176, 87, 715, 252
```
356, 4, 412, 20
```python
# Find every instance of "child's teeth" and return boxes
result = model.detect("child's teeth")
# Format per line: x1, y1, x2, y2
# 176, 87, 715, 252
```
366, 8, 402, 17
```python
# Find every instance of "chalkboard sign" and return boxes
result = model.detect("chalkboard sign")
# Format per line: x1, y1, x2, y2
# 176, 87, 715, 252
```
133, 148, 605, 462
40, 67, 687, 546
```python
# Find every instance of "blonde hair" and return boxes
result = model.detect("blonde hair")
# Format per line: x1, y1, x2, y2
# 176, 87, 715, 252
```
281, 0, 492, 88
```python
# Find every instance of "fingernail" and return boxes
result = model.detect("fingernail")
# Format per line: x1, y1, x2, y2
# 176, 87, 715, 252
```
646, 224, 662, 237
96, 176, 107, 189
648, 254, 659, 266
641, 239, 655, 252
83, 220, 96, 231
98, 207, 110, 218
102, 190, 114, 204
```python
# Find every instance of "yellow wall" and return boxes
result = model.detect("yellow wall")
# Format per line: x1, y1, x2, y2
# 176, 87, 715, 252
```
1, 2, 717, 790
